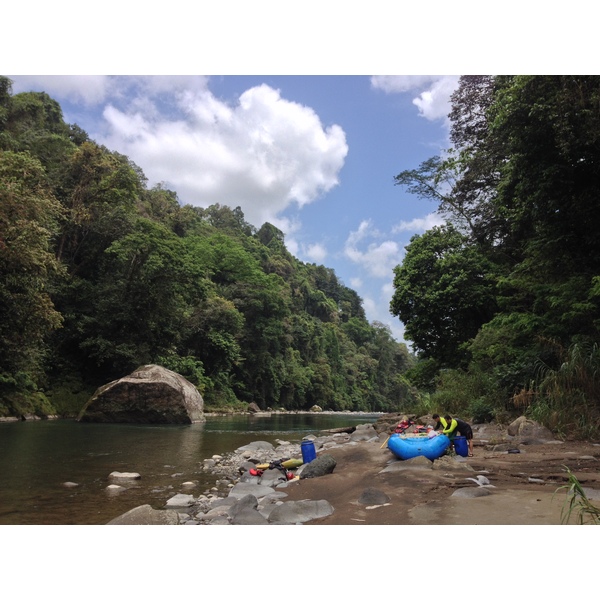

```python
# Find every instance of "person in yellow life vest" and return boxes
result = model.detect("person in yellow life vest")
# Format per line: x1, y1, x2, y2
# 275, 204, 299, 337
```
432, 414, 447, 432
443, 414, 474, 457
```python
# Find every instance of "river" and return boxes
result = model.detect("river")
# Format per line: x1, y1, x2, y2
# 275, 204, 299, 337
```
0, 412, 380, 525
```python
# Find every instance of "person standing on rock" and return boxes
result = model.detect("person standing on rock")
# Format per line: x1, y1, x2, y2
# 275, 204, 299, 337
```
443, 415, 474, 457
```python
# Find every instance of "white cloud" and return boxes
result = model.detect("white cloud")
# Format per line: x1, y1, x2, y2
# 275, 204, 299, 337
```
10, 75, 116, 105
392, 212, 446, 233
370, 75, 441, 94
361, 290, 407, 344
371, 75, 459, 122
412, 76, 460, 121
350, 277, 362, 289
98, 82, 348, 228
304, 243, 328, 263
344, 220, 403, 279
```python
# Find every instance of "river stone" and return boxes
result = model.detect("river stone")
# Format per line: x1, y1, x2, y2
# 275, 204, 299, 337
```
108, 471, 141, 480
235, 441, 275, 453
107, 504, 180, 525
228, 494, 270, 525
259, 468, 289, 486
451, 487, 492, 498
106, 484, 126, 493
358, 487, 391, 505
77, 364, 205, 424
228, 482, 279, 499
268, 499, 334, 524
350, 424, 378, 442
165, 493, 195, 507
507, 416, 554, 441
299, 454, 336, 479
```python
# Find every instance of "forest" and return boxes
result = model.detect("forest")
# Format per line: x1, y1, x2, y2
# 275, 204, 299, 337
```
391, 76, 600, 438
2, 75, 600, 439
0, 75, 415, 418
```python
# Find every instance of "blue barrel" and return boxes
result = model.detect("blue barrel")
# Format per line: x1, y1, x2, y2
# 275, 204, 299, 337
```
301, 440, 317, 463
453, 436, 468, 457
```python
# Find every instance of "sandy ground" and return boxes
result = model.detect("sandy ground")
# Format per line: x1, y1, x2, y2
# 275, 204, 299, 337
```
278, 434, 600, 525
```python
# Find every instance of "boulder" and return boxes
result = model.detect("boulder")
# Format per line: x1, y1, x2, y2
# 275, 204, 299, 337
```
77, 364, 204, 424
350, 424, 378, 442
228, 494, 269, 525
107, 504, 180, 525
299, 454, 336, 479
507, 416, 554, 441
268, 499, 334, 524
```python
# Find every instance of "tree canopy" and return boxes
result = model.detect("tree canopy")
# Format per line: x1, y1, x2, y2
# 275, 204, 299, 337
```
391, 75, 600, 435
0, 76, 415, 418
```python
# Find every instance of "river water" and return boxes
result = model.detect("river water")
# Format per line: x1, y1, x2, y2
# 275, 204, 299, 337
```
0, 412, 379, 525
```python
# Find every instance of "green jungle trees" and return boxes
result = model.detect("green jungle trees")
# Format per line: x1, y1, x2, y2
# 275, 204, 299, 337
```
392, 75, 600, 437
0, 76, 415, 418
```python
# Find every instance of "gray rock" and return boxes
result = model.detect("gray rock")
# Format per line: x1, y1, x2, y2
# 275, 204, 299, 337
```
507, 416, 554, 441
432, 456, 475, 471
231, 508, 269, 525
228, 494, 270, 525
236, 441, 274, 453
202, 506, 231, 520
165, 493, 196, 507
358, 488, 391, 505
451, 487, 492, 498
105, 484, 126, 493
77, 364, 205, 424
228, 482, 278, 499
108, 471, 141, 480
213, 517, 233, 525
268, 500, 334, 524
350, 424, 378, 442
107, 504, 180, 525
300, 454, 336, 479
259, 468, 289, 486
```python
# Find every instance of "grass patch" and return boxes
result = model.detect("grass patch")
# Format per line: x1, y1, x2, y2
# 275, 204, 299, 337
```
555, 466, 600, 525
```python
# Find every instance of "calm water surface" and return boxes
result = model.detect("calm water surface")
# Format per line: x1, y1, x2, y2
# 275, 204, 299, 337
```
0, 413, 378, 525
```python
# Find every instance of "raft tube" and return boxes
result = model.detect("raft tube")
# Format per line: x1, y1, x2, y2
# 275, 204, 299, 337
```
387, 433, 451, 461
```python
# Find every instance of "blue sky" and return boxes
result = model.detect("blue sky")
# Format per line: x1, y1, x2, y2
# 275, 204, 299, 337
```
8, 73, 457, 344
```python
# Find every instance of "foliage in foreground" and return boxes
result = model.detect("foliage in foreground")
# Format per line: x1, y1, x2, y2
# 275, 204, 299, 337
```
556, 466, 600, 525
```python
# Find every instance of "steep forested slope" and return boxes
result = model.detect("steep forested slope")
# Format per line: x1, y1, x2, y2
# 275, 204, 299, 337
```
0, 76, 415, 418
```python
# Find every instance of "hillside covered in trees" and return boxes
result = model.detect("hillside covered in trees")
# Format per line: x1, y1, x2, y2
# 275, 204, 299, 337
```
0, 76, 416, 418
391, 76, 600, 438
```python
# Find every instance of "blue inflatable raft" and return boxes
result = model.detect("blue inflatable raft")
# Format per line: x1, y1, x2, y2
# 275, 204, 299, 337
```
387, 433, 451, 461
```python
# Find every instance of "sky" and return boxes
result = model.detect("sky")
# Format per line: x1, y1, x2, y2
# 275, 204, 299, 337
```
7, 73, 457, 344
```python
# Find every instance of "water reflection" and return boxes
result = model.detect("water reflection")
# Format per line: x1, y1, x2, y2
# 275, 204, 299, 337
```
0, 413, 378, 525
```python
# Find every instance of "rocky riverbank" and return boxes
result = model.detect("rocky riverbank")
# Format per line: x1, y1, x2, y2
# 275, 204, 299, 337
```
107, 414, 600, 525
